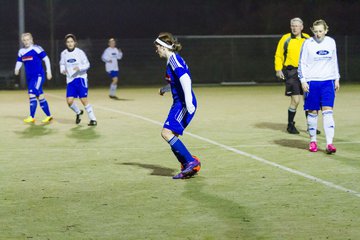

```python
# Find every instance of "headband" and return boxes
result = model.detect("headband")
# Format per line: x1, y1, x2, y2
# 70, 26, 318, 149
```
154, 38, 173, 49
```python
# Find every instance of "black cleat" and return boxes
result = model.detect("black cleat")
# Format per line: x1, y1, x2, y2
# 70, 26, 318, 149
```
76, 110, 84, 124
316, 129, 321, 135
287, 122, 299, 134
88, 120, 97, 126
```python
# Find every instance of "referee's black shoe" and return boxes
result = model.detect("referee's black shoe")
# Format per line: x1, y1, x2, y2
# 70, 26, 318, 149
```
287, 122, 299, 134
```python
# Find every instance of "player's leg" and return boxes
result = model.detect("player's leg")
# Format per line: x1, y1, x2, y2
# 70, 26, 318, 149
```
109, 71, 119, 99
38, 94, 53, 123
321, 80, 336, 154
79, 97, 97, 126
66, 80, 83, 124
24, 92, 37, 123
287, 94, 300, 134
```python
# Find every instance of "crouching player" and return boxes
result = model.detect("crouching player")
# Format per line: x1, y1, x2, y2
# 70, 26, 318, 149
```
154, 32, 201, 179
60, 34, 97, 126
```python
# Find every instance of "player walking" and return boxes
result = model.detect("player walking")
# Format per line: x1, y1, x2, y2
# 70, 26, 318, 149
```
154, 32, 200, 179
101, 38, 123, 99
60, 34, 97, 126
14, 33, 53, 123
298, 19, 340, 153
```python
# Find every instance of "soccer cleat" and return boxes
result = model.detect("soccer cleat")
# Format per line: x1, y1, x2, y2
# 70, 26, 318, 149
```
88, 120, 97, 126
180, 156, 201, 173
326, 144, 337, 154
287, 122, 299, 134
181, 158, 201, 177
76, 110, 84, 124
41, 116, 53, 123
309, 141, 318, 152
172, 172, 186, 179
23, 116, 35, 123
316, 129, 321, 135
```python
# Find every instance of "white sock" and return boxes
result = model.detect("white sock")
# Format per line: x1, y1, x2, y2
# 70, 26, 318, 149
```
69, 103, 81, 114
109, 84, 117, 96
323, 110, 335, 145
307, 113, 318, 142
85, 104, 96, 121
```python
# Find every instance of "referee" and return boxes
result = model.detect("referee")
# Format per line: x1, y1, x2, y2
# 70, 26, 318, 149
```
274, 17, 309, 134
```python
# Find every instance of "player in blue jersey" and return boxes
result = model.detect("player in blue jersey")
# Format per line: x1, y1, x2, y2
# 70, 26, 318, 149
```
298, 20, 340, 154
101, 38, 123, 99
60, 34, 97, 126
14, 33, 53, 123
154, 32, 200, 179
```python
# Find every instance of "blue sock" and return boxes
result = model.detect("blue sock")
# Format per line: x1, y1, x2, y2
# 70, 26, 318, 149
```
39, 98, 51, 116
29, 97, 37, 118
168, 136, 193, 163
171, 148, 187, 166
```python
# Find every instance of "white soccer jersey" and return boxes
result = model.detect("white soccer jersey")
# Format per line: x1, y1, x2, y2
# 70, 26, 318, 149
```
101, 47, 123, 72
298, 36, 340, 83
59, 48, 90, 84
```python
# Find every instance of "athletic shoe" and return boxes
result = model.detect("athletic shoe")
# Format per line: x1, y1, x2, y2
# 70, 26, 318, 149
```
181, 159, 200, 177
23, 116, 35, 123
172, 172, 186, 179
88, 120, 97, 126
41, 116, 53, 123
287, 122, 299, 134
316, 129, 321, 135
76, 110, 84, 124
309, 141, 318, 152
326, 144, 337, 154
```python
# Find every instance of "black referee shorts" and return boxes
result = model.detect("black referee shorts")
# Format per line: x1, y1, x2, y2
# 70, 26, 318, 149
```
284, 66, 303, 96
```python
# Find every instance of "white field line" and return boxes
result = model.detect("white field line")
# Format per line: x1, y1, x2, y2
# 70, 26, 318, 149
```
47, 94, 360, 198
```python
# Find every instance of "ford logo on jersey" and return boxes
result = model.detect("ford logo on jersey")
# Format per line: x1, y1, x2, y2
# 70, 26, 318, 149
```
67, 58, 77, 63
316, 50, 329, 55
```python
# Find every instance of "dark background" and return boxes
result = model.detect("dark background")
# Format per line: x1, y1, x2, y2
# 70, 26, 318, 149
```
1, 0, 360, 40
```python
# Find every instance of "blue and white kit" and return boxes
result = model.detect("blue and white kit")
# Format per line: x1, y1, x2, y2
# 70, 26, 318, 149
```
101, 47, 123, 77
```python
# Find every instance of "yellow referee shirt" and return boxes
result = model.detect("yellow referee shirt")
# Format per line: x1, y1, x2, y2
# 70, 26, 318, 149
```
274, 33, 310, 71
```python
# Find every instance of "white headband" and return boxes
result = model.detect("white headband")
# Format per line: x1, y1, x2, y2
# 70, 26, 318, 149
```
155, 38, 173, 49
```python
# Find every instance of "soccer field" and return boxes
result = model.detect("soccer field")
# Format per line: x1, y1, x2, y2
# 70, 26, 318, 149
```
0, 85, 359, 240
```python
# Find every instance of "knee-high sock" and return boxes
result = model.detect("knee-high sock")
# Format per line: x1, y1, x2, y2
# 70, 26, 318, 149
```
288, 107, 296, 123
307, 113, 318, 142
110, 84, 117, 96
85, 104, 96, 121
29, 97, 37, 118
39, 98, 51, 116
323, 110, 335, 145
168, 136, 193, 164
171, 148, 187, 166
69, 103, 81, 114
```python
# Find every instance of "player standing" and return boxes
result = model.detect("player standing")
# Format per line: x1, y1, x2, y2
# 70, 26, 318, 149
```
274, 18, 310, 134
101, 38, 123, 99
298, 19, 340, 153
14, 33, 53, 123
59, 34, 97, 126
154, 32, 200, 179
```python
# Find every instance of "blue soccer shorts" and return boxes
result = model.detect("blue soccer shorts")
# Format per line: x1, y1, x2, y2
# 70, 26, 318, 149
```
163, 102, 196, 135
27, 74, 45, 96
304, 80, 336, 111
108, 70, 119, 78
66, 77, 88, 98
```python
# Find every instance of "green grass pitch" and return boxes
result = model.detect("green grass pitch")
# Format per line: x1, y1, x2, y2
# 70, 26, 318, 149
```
0, 85, 359, 239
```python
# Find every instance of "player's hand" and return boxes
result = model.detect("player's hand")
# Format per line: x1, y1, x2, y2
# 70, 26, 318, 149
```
186, 104, 196, 114
46, 72, 52, 80
276, 70, 285, 80
335, 79, 340, 92
14, 69, 19, 76
301, 82, 309, 92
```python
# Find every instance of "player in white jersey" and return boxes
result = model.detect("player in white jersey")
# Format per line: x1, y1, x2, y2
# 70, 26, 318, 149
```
14, 33, 53, 123
59, 34, 97, 126
101, 38, 123, 99
298, 19, 340, 154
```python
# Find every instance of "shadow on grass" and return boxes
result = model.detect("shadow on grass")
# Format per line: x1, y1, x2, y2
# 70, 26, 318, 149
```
121, 162, 175, 177
14, 124, 55, 138
109, 98, 134, 101
66, 125, 101, 141
254, 122, 286, 132
274, 139, 308, 150
183, 178, 259, 239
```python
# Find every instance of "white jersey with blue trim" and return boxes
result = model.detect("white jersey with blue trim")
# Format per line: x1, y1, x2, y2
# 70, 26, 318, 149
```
16, 45, 47, 78
101, 47, 123, 72
60, 48, 90, 84
166, 53, 196, 105
298, 36, 340, 83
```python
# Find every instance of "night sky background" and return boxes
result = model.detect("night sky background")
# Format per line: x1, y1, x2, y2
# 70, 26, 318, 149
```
1, 0, 360, 41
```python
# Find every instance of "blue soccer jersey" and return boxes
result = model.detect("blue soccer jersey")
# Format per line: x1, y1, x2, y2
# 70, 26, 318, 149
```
17, 45, 47, 79
166, 53, 196, 105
